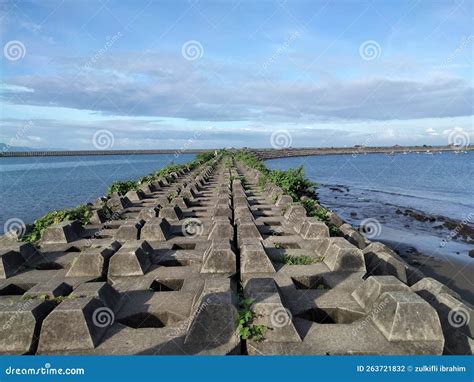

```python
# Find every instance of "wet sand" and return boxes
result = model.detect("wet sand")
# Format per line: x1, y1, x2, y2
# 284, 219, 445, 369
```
382, 239, 474, 306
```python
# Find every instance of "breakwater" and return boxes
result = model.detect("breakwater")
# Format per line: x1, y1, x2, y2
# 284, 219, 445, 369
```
0, 153, 471, 355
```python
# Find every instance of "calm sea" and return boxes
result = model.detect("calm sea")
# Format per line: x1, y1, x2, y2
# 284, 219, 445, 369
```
267, 151, 474, 262
0, 154, 195, 232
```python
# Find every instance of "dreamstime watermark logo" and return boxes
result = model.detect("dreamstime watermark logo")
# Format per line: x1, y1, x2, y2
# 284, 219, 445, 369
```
92, 129, 114, 149
3, 218, 26, 238
167, 297, 211, 338
270, 130, 292, 149
182, 218, 204, 237
270, 306, 292, 328
3, 40, 26, 61
83, 32, 122, 70
440, 212, 473, 248
359, 40, 381, 61
261, 31, 301, 71
444, 35, 474, 67
92, 307, 114, 328
448, 306, 470, 328
359, 218, 382, 239
2, 120, 34, 153
352, 297, 389, 337
448, 127, 470, 149
181, 40, 203, 61
2, 299, 35, 330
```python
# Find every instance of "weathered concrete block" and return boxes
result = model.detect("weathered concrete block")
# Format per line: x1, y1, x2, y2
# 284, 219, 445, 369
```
184, 279, 238, 346
339, 223, 370, 249
108, 241, 152, 277
124, 189, 144, 201
41, 220, 83, 244
66, 244, 119, 277
0, 249, 24, 279
372, 291, 444, 353
240, 242, 275, 274
114, 221, 141, 240
300, 218, 329, 239
159, 205, 183, 221
201, 241, 236, 273
38, 297, 112, 352
106, 195, 131, 212
0, 299, 54, 354
137, 207, 158, 221
208, 221, 234, 242
276, 195, 293, 207
363, 243, 420, 285
283, 204, 306, 232
352, 276, 410, 310
237, 224, 262, 247
140, 218, 170, 241
72, 282, 121, 311
411, 277, 461, 300
24, 280, 73, 300
244, 278, 301, 343
323, 238, 366, 272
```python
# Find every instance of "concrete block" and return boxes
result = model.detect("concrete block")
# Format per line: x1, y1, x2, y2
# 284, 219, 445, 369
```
208, 221, 234, 242
140, 218, 171, 241
38, 297, 112, 352
108, 242, 152, 277
201, 241, 236, 273
24, 280, 73, 300
124, 189, 144, 201
41, 220, 83, 244
184, 279, 238, 346
0, 249, 24, 279
66, 245, 119, 277
72, 282, 121, 311
323, 238, 366, 272
300, 218, 329, 239
0, 299, 55, 354
352, 276, 410, 310
339, 223, 370, 249
372, 291, 444, 353
240, 242, 275, 274
114, 221, 141, 240
244, 278, 301, 343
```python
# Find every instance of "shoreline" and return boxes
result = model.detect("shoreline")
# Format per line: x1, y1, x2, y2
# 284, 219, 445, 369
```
316, 183, 474, 305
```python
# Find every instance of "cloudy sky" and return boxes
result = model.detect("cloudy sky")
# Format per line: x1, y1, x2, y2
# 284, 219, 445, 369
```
1, 0, 473, 150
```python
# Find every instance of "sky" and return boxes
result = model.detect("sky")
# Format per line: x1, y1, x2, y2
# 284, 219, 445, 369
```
0, 0, 473, 150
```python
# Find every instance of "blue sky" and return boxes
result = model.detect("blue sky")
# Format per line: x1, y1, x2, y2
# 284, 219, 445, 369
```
1, 0, 473, 149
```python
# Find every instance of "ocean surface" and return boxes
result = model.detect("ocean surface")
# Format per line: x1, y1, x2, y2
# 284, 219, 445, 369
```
0, 154, 195, 233
267, 151, 474, 264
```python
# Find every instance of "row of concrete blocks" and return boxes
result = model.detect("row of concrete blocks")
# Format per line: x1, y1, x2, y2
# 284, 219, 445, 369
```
0, 163, 215, 280
0, 161, 241, 354
237, 162, 473, 354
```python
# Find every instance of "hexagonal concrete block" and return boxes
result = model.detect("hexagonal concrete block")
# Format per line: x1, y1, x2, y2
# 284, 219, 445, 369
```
201, 241, 236, 274
240, 241, 275, 275
41, 220, 83, 244
372, 291, 444, 354
0, 299, 54, 354
323, 238, 366, 272
300, 218, 329, 239
352, 275, 410, 310
38, 297, 112, 352
0, 249, 25, 279
108, 242, 152, 277
140, 218, 170, 241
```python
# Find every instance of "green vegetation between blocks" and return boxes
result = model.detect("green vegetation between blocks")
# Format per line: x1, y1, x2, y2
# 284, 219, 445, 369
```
21, 204, 94, 243
273, 254, 316, 265
233, 151, 342, 236
20, 151, 217, 244
237, 287, 267, 341
107, 151, 216, 196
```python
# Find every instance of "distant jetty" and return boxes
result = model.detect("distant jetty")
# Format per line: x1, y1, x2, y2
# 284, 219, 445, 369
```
0, 145, 471, 158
